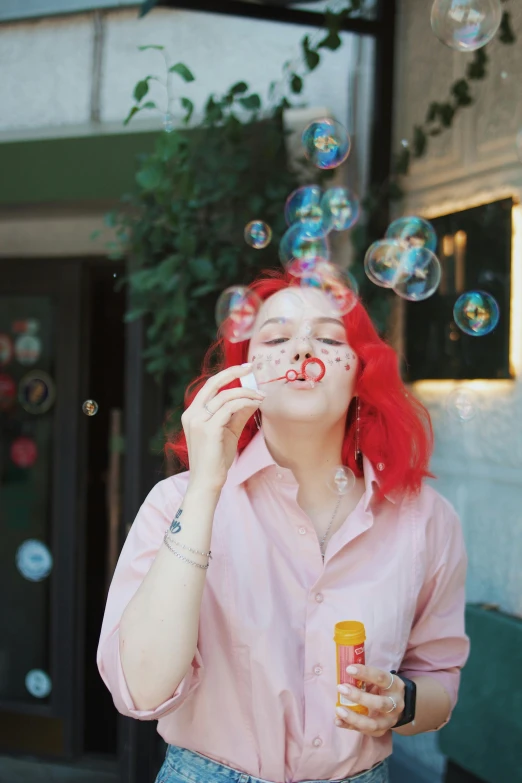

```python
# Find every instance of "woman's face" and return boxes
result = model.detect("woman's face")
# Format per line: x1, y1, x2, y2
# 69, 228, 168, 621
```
247, 286, 359, 426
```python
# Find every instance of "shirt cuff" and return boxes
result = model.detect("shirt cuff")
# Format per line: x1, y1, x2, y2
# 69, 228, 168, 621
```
99, 628, 204, 720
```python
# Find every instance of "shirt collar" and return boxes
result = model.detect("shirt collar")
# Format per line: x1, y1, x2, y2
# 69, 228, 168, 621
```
229, 431, 396, 506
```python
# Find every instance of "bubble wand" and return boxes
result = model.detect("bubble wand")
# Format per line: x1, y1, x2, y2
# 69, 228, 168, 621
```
259, 357, 326, 384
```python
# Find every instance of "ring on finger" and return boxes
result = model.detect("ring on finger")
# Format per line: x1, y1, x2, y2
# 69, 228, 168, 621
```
384, 696, 397, 714
382, 673, 394, 691
204, 403, 214, 417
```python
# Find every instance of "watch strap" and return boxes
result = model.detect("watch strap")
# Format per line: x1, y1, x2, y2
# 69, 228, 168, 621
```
390, 670, 417, 727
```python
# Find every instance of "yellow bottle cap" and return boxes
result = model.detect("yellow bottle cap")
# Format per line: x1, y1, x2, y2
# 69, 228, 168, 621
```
333, 621, 366, 646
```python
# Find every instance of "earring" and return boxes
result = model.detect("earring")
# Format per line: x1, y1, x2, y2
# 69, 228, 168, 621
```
254, 411, 262, 431
354, 397, 363, 468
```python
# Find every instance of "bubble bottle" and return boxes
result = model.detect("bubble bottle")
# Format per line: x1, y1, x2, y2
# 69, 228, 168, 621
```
334, 621, 368, 716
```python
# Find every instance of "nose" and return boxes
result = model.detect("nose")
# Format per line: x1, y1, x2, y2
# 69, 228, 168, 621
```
290, 335, 314, 364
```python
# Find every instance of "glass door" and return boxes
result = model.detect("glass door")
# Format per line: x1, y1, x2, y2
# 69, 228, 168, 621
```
0, 260, 83, 758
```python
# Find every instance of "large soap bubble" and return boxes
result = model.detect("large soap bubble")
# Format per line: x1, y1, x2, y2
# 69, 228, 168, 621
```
364, 240, 404, 288
453, 291, 500, 336
385, 216, 437, 253
327, 466, 356, 496
216, 286, 262, 343
392, 248, 442, 302
430, 0, 502, 52
321, 187, 360, 232
285, 185, 324, 227
279, 220, 330, 274
445, 388, 480, 422
302, 119, 351, 170
300, 261, 359, 316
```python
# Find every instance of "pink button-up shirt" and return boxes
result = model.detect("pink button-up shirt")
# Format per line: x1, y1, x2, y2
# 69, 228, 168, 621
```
98, 431, 470, 783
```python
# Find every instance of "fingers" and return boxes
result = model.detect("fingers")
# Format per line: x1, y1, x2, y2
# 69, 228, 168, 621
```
211, 397, 262, 433
203, 387, 265, 417
193, 363, 254, 408
334, 707, 382, 735
337, 682, 404, 716
345, 664, 394, 691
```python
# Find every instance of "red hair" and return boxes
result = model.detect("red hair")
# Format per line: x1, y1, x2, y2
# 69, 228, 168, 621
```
166, 269, 434, 499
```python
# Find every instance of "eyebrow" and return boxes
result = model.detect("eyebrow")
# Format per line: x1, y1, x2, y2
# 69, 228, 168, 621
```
259, 316, 345, 329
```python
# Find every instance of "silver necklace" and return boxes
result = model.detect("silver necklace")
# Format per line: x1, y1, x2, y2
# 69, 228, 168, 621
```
319, 495, 342, 561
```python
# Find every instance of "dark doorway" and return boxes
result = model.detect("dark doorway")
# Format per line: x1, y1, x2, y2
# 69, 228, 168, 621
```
82, 261, 125, 758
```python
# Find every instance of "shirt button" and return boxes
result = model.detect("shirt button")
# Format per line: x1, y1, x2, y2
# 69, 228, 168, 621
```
313, 737, 323, 748
313, 666, 323, 676
276, 472, 283, 479
298, 527, 306, 535
315, 593, 324, 603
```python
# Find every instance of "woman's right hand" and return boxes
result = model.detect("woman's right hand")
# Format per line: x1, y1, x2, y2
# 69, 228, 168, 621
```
181, 363, 265, 493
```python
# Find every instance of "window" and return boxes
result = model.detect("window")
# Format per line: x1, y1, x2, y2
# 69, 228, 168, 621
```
403, 198, 513, 382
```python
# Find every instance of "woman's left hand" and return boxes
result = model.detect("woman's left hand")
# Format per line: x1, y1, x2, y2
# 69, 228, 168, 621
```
334, 665, 405, 738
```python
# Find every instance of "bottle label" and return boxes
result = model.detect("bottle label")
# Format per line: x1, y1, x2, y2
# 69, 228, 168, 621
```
338, 642, 366, 706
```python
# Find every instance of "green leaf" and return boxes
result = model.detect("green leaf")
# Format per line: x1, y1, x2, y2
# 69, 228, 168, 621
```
302, 35, 320, 71
136, 163, 163, 191
451, 78, 473, 107
138, 1, 159, 18
230, 81, 249, 95
239, 94, 261, 111
181, 97, 194, 124
169, 63, 195, 82
188, 256, 215, 280
133, 79, 149, 102
290, 73, 303, 94
499, 11, 516, 44
318, 31, 342, 51
141, 100, 157, 110
90, 229, 102, 241
123, 105, 141, 126
137, 44, 164, 51
412, 125, 427, 158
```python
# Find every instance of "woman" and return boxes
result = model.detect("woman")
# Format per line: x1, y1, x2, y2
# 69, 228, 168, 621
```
97, 269, 470, 783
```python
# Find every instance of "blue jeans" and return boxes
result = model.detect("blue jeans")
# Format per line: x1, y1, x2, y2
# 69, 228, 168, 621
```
155, 744, 390, 783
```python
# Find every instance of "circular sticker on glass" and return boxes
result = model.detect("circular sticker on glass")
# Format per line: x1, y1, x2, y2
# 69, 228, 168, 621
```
16, 539, 53, 582
15, 335, 41, 366
19, 371, 56, 415
10, 436, 38, 468
0, 334, 13, 366
0, 373, 16, 411
25, 669, 52, 699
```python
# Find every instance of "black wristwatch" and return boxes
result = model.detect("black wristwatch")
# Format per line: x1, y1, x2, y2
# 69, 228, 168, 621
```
390, 670, 417, 727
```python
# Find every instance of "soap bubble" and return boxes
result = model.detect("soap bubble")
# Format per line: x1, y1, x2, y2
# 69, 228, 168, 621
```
280, 221, 330, 274
364, 240, 404, 288
445, 388, 480, 422
393, 248, 442, 302
328, 466, 356, 496
453, 291, 499, 336
285, 185, 324, 227
300, 262, 359, 316
430, 0, 502, 52
216, 286, 262, 343
302, 119, 351, 170
385, 216, 437, 253
244, 220, 272, 249
163, 112, 174, 133
321, 187, 360, 232
82, 400, 98, 416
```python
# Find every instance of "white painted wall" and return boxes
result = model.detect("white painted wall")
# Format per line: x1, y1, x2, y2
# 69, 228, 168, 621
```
0, 7, 371, 140
392, 0, 522, 775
